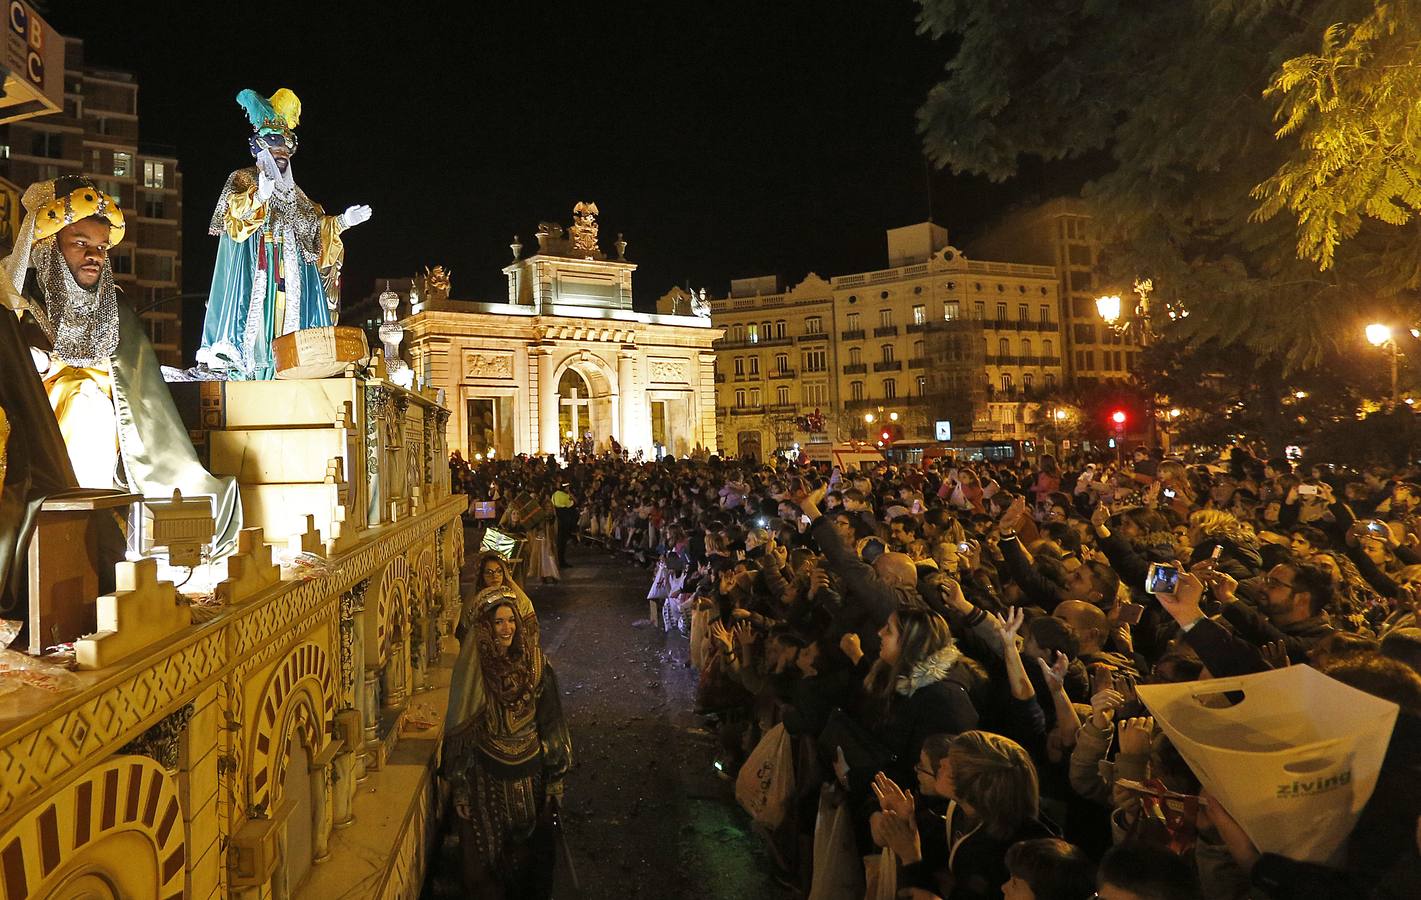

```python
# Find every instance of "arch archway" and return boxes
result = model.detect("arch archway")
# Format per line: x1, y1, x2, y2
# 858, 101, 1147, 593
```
550, 353, 619, 451
0, 756, 187, 900
248, 641, 334, 815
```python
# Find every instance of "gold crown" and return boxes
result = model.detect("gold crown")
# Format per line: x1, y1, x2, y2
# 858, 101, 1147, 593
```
34, 184, 125, 245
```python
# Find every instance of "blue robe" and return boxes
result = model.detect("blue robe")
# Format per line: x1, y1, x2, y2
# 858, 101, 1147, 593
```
198, 167, 339, 380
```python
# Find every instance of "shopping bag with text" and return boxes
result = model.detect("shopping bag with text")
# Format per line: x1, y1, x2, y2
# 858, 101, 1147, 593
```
735, 722, 794, 828
1137, 665, 1397, 863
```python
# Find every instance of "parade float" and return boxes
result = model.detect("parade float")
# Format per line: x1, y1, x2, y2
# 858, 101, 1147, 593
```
0, 85, 464, 900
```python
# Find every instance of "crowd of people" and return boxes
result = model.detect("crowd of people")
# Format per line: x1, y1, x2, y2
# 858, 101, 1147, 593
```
449, 444, 1421, 899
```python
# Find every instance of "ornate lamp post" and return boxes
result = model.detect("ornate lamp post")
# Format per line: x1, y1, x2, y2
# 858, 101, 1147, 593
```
378, 289, 414, 389
1096, 278, 1162, 448
1366, 323, 1400, 408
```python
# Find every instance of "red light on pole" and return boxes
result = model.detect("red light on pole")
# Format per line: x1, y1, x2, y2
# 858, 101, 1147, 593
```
1111, 410, 1127, 426
881, 429, 893, 443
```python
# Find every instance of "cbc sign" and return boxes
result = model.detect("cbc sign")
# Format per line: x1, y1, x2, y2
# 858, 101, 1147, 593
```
8, 0, 46, 86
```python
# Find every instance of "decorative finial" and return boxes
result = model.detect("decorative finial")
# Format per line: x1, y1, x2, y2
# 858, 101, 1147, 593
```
616, 232, 627, 260
511, 235, 522, 260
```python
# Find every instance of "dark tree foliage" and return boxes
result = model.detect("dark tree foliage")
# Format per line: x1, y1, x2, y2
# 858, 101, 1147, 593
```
914, 0, 1421, 375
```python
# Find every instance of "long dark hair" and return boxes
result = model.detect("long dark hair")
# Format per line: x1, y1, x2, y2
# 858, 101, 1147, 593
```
863, 605, 953, 720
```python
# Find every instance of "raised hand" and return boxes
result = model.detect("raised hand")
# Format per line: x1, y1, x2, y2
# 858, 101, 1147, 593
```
871, 771, 915, 819
1089, 688, 1125, 730
339, 204, 373, 228
1260, 640, 1290, 669
733, 621, 757, 648
1091, 502, 1111, 530
1118, 715, 1155, 756
1037, 651, 1069, 692
986, 606, 1026, 648
709, 620, 733, 653
878, 809, 923, 864
839, 631, 863, 665
1158, 571, 1207, 628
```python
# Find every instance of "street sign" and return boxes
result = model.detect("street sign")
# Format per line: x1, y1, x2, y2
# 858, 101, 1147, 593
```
934, 420, 952, 441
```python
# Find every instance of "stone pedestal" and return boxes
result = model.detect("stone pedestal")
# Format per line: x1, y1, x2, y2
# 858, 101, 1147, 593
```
309, 740, 341, 864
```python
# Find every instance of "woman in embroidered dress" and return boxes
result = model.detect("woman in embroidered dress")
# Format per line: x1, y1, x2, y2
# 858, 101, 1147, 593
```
443, 586, 571, 898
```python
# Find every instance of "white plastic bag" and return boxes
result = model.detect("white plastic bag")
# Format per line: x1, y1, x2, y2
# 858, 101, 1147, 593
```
808, 784, 864, 900
689, 604, 713, 670
864, 847, 898, 900
735, 723, 795, 828
1137, 665, 1398, 864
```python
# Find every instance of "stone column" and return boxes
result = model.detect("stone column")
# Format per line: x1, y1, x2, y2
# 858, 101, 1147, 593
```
332, 748, 356, 829
534, 347, 558, 455
697, 350, 720, 454
362, 666, 380, 760
618, 350, 636, 450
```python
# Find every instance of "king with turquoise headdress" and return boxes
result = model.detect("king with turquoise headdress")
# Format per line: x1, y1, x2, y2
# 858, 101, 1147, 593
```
198, 88, 373, 380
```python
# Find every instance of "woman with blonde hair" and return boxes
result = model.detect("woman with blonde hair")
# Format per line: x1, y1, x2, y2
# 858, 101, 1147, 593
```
875, 730, 1054, 900
1187, 508, 1263, 579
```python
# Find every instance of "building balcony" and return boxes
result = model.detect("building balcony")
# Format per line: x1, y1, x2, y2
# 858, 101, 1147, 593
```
797, 331, 829, 342
768, 369, 796, 380
907, 322, 928, 333
983, 320, 1059, 333
840, 329, 866, 341
766, 403, 797, 414
722, 405, 766, 416
985, 355, 1020, 366
873, 360, 903, 372
843, 363, 868, 375
717, 336, 789, 349
873, 325, 899, 337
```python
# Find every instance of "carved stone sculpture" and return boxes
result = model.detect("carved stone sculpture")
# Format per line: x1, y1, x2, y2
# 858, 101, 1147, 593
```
570, 201, 600, 257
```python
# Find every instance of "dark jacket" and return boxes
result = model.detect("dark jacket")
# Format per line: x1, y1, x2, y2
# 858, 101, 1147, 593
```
903, 805, 1057, 900
998, 535, 1068, 609
1220, 600, 1334, 664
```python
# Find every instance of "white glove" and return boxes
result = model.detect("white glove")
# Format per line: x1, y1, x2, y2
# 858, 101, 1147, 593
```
30, 346, 50, 374
338, 205, 372, 229
254, 149, 280, 201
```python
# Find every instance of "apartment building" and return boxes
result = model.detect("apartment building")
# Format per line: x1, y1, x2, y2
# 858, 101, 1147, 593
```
969, 198, 1137, 385
712, 223, 1064, 459
0, 38, 184, 365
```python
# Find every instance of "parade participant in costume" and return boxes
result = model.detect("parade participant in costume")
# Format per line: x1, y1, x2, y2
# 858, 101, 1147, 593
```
454, 551, 533, 642
443, 586, 571, 898
0, 294, 88, 617
3, 176, 243, 556
198, 88, 372, 379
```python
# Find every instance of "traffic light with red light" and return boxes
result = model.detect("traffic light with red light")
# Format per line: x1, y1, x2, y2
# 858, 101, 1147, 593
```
1110, 409, 1127, 426
880, 429, 893, 443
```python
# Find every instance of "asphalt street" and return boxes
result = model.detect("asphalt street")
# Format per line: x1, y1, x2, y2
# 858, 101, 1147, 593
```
427, 537, 787, 899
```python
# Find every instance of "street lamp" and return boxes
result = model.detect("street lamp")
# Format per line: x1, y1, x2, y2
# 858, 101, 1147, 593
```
864, 412, 875, 424
1366, 322, 1400, 407
888, 411, 899, 422
1095, 294, 1122, 326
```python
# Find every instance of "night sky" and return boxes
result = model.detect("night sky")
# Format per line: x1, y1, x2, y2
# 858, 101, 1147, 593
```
49, 1, 1076, 336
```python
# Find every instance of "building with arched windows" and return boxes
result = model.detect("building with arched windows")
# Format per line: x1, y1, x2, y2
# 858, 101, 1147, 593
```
404, 204, 722, 460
